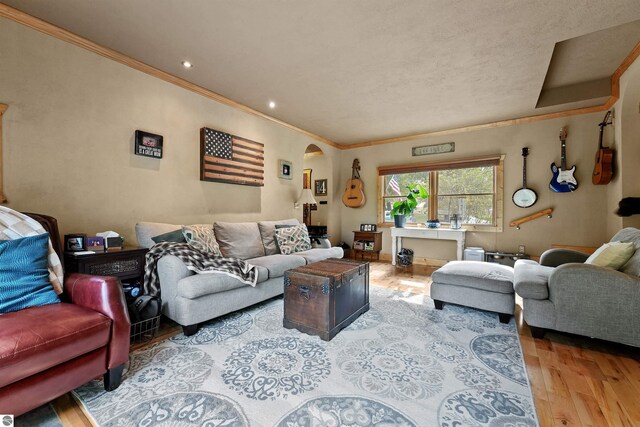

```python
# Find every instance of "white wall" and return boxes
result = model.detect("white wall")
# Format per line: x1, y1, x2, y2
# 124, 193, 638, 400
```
0, 18, 340, 243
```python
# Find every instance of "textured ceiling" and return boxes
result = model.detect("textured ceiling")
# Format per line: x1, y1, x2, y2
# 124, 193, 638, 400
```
3, 0, 640, 144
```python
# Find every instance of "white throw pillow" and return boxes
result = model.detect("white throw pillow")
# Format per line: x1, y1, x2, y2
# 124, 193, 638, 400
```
182, 224, 221, 256
274, 224, 312, 255
585, 242, 635, 270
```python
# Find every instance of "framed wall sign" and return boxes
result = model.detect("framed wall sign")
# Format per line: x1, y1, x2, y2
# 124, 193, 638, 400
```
412, 142, 455, 157
278, 159, 292, 179
135, 130, 163, 159
314, 179, 327, 196
360, 224, 377, 232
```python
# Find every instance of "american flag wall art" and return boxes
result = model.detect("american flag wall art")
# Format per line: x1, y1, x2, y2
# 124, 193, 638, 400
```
200, 127, 265, 186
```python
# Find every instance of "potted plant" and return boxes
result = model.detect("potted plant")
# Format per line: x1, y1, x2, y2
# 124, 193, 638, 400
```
390, 184, 429, 228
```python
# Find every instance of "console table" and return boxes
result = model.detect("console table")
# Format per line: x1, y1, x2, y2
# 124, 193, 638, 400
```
390, 227, 466, 265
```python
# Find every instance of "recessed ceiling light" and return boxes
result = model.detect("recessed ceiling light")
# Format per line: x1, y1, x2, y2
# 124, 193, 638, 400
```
269, 101, 276, 109
181, 61, 193, 69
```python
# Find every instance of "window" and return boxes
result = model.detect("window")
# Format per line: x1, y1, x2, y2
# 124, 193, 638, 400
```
378, 155, 504, 230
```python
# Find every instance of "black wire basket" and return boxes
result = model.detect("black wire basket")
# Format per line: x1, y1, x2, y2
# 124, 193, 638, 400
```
397, 248, 414, 267
130, 315, 161, 343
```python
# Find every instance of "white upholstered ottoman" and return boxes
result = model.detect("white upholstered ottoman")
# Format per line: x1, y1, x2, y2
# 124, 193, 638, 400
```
431, 261, 515, 323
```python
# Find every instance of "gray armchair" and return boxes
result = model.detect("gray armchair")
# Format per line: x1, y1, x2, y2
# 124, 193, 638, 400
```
513, 228, 640, 347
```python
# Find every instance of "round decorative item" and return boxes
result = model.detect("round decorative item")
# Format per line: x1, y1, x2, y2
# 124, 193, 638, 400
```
426, 219, 441, 229
512, 187, 537, 208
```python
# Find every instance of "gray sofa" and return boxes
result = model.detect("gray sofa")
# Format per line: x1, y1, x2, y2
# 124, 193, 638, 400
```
513, 228, 640, 347
136, 219, 343, 335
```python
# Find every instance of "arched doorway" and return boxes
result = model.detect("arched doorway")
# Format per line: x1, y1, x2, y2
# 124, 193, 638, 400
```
302, 144, 331, 246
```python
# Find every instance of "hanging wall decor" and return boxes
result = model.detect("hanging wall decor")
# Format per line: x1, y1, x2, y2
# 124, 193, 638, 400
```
135, 130, 163, 159
200, 127, 265, 186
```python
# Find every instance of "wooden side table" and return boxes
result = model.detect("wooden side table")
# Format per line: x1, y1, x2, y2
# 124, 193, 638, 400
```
64, 247, 148, 284
352, 231, 382, 261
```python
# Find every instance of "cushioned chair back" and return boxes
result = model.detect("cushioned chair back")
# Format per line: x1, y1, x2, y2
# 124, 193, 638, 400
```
21, 212, 63, 259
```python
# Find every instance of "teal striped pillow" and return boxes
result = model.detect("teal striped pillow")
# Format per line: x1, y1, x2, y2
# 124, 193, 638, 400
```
0, 233, 60, 314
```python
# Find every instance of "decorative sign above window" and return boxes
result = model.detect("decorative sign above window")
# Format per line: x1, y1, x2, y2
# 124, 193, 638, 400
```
412, 142, 455, 157
135, 130, 163, 159
200, 127, 264, 187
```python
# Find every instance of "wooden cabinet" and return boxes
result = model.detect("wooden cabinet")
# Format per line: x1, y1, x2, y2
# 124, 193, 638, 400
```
352, 231, 382, 261
64, 247, 148, 284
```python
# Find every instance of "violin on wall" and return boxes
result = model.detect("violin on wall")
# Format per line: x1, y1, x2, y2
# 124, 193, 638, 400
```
342, 159, 365, 208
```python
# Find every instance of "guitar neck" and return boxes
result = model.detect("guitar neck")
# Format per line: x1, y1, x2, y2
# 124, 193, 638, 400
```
560, 140, 567, 170
522, 156, 527, 187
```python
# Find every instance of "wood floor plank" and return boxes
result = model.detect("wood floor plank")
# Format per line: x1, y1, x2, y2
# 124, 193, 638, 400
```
571, 390, 610, 427
542, 366, 571, 398
534, 397, 555, 427
547, 392, 582, 427
606, 376, 640, 425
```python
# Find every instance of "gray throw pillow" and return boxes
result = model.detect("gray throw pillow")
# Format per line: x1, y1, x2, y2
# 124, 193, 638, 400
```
258, 219, 300, 255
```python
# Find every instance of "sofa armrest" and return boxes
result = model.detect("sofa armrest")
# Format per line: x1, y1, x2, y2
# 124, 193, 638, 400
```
540, 248, 589, 267
65, 273, 130, 369
514, 262, 554, 299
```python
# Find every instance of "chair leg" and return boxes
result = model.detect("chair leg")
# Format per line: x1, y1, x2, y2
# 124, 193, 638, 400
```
104, 364, 125, 391
433, 299, 444, 310
529, 326, 546, 339
183, 324, 199, 336
498, 313, 511, 323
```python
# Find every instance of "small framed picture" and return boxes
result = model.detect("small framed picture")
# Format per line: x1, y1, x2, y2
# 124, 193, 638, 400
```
64, 234, 87, 252
360, 224, 377, 232
86, 236, 105, 251
135, 130, 163, 159
314, 179, 328, 196
278, 159, 292, 179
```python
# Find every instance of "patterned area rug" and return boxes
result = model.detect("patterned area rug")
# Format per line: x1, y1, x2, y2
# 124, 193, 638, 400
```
74, 286, 538, 426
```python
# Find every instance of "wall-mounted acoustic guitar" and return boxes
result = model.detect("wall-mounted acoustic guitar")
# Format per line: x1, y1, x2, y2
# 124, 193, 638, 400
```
513, 147, 537, 208
342, 159, 365, 208
592, 110, 614, 185
549, 127, 578, 192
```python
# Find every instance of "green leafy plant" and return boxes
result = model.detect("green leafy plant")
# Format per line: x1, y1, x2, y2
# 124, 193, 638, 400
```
390, 184, 429, 217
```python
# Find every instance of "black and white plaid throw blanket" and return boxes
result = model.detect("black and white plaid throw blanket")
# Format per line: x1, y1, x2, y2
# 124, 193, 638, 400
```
143, 242, 258, 297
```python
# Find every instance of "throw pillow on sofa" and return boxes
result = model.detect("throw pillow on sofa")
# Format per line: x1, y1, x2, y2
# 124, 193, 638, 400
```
0, 233, 60, 314
585, 241, 635, 270
275, 224, 312, 255
151, 228, 187, 244
182, 225, 221, 256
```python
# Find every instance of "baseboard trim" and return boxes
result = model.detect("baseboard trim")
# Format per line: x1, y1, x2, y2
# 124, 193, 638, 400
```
378, 253, 447, 267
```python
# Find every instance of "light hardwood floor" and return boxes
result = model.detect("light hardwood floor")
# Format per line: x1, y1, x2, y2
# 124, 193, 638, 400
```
51, 261, 639, 427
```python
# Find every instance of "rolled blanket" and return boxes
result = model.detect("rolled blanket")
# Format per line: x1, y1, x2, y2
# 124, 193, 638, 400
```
143, 241, 257, 297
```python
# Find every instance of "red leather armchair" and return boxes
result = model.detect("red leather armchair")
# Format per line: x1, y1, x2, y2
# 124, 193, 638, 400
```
0, 213, 130, 416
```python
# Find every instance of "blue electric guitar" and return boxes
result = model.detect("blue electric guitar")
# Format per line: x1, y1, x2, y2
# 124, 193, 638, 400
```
549, 127, 578, 192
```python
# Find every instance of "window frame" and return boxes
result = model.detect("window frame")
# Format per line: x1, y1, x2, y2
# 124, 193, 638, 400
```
377, 154, 504, 232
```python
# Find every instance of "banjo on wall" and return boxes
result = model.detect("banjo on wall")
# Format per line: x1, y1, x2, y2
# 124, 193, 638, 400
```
512, 147, 538, 208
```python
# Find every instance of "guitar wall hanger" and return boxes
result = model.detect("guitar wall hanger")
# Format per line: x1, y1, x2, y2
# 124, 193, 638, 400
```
510, 208, 553, 230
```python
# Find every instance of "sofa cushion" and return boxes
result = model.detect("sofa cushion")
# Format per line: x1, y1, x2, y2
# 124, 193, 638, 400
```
177, 265, 269, 300
182, 224, 221, 256
215, 222, 265, 259
247, 254, 306, 278
294, 247, 344, 264
432, 261, 514, 294
274, 224, 312, 255
0, 234, 60, 314
258, 219, 300, 255
0, 303, 111, 388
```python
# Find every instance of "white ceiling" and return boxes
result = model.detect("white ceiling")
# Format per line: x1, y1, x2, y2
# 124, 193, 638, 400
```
3, 0, 640, 144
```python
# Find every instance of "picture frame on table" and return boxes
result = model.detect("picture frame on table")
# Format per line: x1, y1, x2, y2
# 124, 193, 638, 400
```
314, 179, 328, 196
64, 234, 87, 252
278, 160, 292, 179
